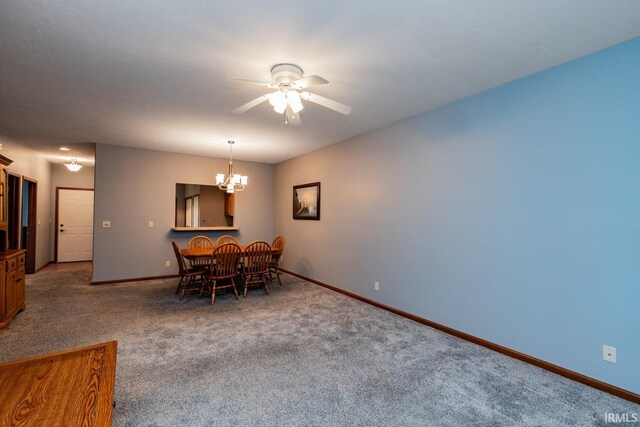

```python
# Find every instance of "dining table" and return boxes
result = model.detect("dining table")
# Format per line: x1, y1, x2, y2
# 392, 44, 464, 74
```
180, 245, 279, 263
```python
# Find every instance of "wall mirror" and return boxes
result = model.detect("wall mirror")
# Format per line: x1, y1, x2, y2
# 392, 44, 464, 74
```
175, 183, 234, 227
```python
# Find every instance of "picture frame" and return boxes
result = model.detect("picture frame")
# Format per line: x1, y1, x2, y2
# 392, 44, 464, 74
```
293, 182, 320, 220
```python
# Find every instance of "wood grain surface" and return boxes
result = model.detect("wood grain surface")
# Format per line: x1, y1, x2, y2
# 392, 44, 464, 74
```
0, 341, 117, 426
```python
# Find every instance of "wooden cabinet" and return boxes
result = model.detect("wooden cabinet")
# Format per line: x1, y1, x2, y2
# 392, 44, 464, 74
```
16, 266, 25, 306
0, 155, 10, 243
0, 263, 4, 321
6, 270, 16, 316
0, 250, 26, 330
0, 155, 24, 330
0, 166, 6, 228
224, 193, 235, 217
0, 155, 25, 330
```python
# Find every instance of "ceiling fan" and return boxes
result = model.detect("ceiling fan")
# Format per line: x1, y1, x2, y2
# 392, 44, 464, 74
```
226, 63, 352, 126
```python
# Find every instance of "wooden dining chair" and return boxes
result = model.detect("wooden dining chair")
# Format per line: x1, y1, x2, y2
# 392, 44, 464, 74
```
200, 243, 242, 305
172, 240, 204, 300
215, 234, 238, 246
241, 241, 272, 297
187, 235, 214, 270
268, 236, 285, 286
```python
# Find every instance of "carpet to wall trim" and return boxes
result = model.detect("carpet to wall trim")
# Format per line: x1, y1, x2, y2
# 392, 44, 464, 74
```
90, 274, 178, 286
278, 268, 640, 404
35, 261, 53, 273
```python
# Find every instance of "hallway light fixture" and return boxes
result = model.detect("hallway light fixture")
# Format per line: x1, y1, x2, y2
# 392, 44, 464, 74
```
64, 159, 83, 172
215, 141, 247, 193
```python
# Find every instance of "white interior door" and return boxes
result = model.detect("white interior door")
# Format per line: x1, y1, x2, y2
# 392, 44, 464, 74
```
58, 189, 94, 262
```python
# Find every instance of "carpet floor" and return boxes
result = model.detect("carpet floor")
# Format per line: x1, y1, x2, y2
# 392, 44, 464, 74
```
0, 263, 637, 426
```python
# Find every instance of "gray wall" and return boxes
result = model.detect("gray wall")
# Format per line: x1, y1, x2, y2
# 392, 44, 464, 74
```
198, 185, 226, 227
93, 144, 274, 282
274, 39, 640, 393
0, 132, 52, 270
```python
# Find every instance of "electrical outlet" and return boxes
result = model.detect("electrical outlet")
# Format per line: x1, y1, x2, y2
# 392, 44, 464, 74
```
102, 220, 111, 228
165, 260, 171, 268
148, 220, 154, 228
603, 345, 617, 363
374, 281, 380, 291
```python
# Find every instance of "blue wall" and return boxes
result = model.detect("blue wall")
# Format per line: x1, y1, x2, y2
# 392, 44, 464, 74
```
276, 37, 640, 393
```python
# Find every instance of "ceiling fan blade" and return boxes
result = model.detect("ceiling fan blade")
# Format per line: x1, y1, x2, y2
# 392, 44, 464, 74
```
293, 74, 329, 89
229, 95, 269, 115
224, 77, 277, 89
285, 105, 301, 126
300, 92, 352, 115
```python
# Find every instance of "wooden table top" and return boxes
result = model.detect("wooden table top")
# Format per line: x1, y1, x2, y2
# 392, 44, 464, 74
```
181, 246, 278, 258
0, 341, 117, 427
180, 247, 215, 257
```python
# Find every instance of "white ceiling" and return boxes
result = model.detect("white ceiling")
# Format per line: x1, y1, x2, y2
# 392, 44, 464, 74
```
1, 1, 639, 165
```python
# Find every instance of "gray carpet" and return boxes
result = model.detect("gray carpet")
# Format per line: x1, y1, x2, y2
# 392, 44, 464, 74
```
0, 264, 637, 426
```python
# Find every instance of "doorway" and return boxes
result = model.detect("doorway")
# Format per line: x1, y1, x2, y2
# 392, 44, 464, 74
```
21, 178, 37, 274
7, 173, 21, 249
56, 188, 94, 263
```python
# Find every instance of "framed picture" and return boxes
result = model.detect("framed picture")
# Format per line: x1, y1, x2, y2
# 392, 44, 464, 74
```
293, 182, 320, 220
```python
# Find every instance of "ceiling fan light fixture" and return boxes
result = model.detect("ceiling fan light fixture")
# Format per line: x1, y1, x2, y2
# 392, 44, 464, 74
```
268, 91, 287, 113
274, 103, 287, 114
227, 63, 351, 125
287, 91, 304, 113
267, 91, 285, 107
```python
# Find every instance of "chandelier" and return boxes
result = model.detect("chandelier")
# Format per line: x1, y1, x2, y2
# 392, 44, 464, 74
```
215, 140, 247, 193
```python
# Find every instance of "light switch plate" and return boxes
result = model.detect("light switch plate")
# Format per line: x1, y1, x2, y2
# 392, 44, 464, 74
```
603, 345, 617, 363
148, 220, 154, 228
102, 220, 111, 228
